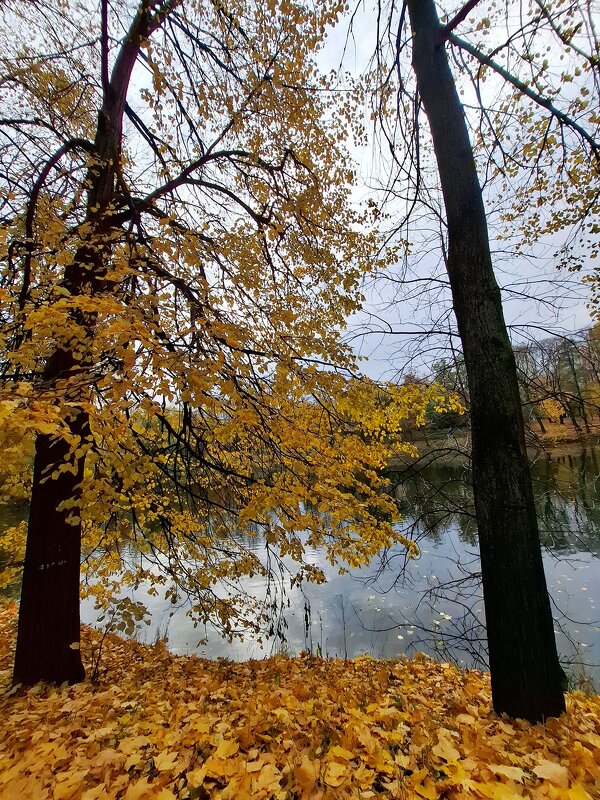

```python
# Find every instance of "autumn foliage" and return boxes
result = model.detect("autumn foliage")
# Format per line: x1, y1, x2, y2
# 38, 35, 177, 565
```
1, 603, 599, 800
0, 0, 462, 685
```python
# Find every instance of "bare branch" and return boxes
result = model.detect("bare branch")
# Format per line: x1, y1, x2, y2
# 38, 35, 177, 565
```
19, 138, 96, 310
439, 0, 484, 41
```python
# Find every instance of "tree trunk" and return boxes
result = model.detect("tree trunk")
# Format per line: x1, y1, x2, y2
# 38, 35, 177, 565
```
13, 423, 87, 685
565, 348, 590, 432
406, 0, 565, 721
13, 336, 91, 685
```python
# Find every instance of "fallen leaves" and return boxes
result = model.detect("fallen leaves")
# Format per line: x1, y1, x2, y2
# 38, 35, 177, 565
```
533, 759, 570, 787
0, 602, 599, 799
294, 755, 319, 794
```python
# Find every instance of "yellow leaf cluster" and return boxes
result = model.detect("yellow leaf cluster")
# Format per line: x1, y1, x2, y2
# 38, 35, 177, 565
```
540, 398, 567, 424
1, 604, 599, 800
1, 359, 447, 631
0, 0, 460, 638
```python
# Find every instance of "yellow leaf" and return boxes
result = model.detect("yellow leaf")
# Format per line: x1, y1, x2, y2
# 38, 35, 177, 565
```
203, 755, 239, 779
533, 759, 569, 787
53, 771, 88, 800
214, 738, 239, 759
294, 756, 320, 792
81, 789, 106, 800
328, 745, 355, 761
118, 736, 151, 755
414, 777, 438, 799
568, 785, 593, 800
254, 762, 282, 793
154, 751, 179, 772
125, 752, 143, 771
489, 764, 527, 782
186, 767, 207, 788
37, 421, 60, 435
124, 778, 152, 800
475, 783, 522, 799
324, 761, 348, 787
432, 729, 460, 762
583, 732, 600, 749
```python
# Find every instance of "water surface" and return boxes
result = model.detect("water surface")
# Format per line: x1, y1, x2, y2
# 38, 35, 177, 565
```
2, 446, 599, 687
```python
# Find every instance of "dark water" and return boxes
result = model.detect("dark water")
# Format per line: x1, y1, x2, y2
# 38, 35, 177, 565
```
2, 447, 599, 687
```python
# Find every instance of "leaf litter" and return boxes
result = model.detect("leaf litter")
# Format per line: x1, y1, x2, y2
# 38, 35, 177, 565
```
0, 603, 599, 799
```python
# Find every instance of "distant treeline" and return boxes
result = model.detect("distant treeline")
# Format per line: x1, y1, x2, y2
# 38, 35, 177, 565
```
419, 326, 600, 434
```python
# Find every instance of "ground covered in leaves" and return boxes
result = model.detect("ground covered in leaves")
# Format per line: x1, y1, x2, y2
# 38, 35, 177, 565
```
1, 603, 599, 799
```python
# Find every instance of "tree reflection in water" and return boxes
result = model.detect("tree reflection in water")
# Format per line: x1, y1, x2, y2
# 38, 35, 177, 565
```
376, 445, 600, 688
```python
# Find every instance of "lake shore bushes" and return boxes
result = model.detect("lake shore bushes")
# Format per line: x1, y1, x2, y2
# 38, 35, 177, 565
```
0, 602, 599, 799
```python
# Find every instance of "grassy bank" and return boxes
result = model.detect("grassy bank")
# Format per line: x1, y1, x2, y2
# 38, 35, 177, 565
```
1, 603, 599, 799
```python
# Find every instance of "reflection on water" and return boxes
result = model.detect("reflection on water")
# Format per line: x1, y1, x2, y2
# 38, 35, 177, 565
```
2, 447, 599, 686
382, 446, 600, 686
533, 448, 600, 556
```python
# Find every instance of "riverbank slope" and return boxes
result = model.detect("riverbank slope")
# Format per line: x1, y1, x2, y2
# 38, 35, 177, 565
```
1, 603, 599, 799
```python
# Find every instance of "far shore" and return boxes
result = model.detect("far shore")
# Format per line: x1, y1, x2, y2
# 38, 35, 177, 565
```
388, 420, 600, 469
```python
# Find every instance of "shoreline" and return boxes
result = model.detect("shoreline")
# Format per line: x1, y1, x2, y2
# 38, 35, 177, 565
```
388, 422, 600, 468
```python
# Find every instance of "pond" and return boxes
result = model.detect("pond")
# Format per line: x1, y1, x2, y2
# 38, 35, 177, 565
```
2, 445, 599, 688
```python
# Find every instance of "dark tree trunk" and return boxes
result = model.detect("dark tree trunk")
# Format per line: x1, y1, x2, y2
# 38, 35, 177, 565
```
13, 422, 87, 685
13, 340, 91, 684
564, 397, 582, 431
12, 246, 101, 686
521, 378, 547, 435
406, 0, 565, 721
565, 348, 590, 432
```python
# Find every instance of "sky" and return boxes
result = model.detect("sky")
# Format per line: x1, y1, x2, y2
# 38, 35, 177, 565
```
315, 0, 596, 381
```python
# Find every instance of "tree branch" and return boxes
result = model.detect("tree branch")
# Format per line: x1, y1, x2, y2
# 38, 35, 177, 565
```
449, 32, 600, 160
533, 0, 598, 72
100, 0, 110, 96
439, 0, 483, 41
19, 138, 96, 310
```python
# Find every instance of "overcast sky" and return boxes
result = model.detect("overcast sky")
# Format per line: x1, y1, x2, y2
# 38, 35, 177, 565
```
316, 1, 595, 380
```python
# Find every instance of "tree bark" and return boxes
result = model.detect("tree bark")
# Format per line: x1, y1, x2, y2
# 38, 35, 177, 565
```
406, 0, 565, 721
13, 414, 88, 684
